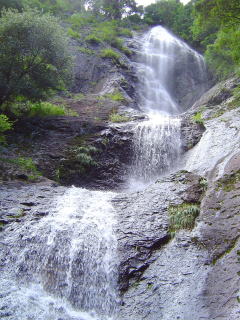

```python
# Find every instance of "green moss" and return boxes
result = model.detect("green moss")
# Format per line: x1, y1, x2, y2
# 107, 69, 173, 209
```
70, 93, 85, 101
212, 236, 239, 265
104, 91, 126, 102
228, 85, 240, 109
0, 156, 41, 181
78, 47, 95, 55
192, 112, 204, 125
199, 177, 208, 191
100, 48, 121, 64
85, 34, 102, 44
168, 203, 200, 235
216, 170, 240, 192
109, 112, 130, 123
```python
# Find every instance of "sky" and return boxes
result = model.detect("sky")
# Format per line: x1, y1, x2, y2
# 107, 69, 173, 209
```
136, 0, 190, 6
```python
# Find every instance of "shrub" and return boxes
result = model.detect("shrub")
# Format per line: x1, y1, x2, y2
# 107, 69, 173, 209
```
10, 101, 77, 117
78, 47, 94, 55
72, 145, 98, 173
67, 27, 80, 39
105, 91, 126, 102
117, 27, 133, 37
26, 102, 67, 117
100, 48, 121, 63
0, 156, 41, 181
109, 112, 129, 123
68, 12, 98, 29
85, 34, 101, 44
0, 8, 72, 106
168, 203, 200, 235
0, 114, 13, 143
192, 112, 204, 124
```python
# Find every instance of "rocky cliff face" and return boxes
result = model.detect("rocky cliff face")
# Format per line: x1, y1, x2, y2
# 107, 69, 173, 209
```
114, 77, 240, 320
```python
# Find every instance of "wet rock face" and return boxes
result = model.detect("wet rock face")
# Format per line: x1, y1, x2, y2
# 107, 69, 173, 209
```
115, 78, 240, 320
116, 165, 240, 320
70, 38, 138, 106
114, 171, 204, 292
0, 182, 65, 229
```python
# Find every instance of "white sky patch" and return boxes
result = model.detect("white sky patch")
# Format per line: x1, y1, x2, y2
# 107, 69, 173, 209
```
136, 0, 190, 6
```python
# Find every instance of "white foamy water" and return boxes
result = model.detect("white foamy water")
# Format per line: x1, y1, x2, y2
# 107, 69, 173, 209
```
130, 26, 207, 186
0, 188, 118, 320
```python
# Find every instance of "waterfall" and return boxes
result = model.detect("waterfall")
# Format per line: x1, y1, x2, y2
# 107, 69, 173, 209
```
0, 188, 118, 320
0, 26, 209, 320
130, 26, 207, 186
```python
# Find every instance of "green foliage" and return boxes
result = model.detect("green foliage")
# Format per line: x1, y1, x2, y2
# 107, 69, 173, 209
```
67, 27, 80, 39
117, 27, 132, 38
100, 48, 121, 63
85, 34, 102, 44
26, 102, 67, 117
193, 0, 240, 77
0, 0, 22, 11
229, 86, 240, 108
199, 177, 208, 191
216, 170, 240, 192
0, 114, 12, 143
205, 27, 240, 78
144, 0, 195, 44
0, 8, 72, 106
72, 145, 98, 173
192, 112, 204, 124
67, 12, 98, 29
78, 47, 95, 55
8, 100, 77, 117
105, 91, 126, 102
0, 156, 41, 181
168, 203, 200, 235
109, 112, 129, 123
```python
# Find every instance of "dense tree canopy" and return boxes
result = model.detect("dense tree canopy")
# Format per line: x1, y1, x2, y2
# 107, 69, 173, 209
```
0, 9, 72, 106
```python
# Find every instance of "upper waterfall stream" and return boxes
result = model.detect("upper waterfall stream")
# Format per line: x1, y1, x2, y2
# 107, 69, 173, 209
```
129, 26, 207, 187
0, 26, 208, 320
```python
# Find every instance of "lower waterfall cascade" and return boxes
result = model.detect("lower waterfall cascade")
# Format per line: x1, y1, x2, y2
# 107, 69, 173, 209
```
0, 188, 118, 320
0, 26, 209, 320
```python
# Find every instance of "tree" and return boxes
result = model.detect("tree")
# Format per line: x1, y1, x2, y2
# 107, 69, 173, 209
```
88, 0, 139, 19
0, 9, 72, 106
193, 0, 240, 77
0, 0, 23, 11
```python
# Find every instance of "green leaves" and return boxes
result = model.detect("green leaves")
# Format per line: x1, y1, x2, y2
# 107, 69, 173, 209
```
0, 8, 72, 106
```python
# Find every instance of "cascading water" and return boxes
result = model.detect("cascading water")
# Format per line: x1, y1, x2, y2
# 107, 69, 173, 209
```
0, 26, 208, 320
0, 188, 118, 320
130, 26, 207, 186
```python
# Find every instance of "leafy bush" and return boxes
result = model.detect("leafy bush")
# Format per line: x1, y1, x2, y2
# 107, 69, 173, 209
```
100, 48, 121, 63
192, 112, 204, 125
117, 27, 133, 37
78, 47, 95, 55
168, 203, 200, 235
85, 34, 101, 44
0, 156, 41, 181
68, 12, 98, 29
0, 8, 72, 106
9, 101, 77, 117
105, 91, 126, 102
67, 27, 80, 39
0, 114, 12, 143
26, 102, 67, 117
109, 112, 129, 123
72, 145, 98, 173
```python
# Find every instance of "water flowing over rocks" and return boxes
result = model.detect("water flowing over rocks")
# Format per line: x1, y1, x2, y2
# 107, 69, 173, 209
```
0, 26, 240, 320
